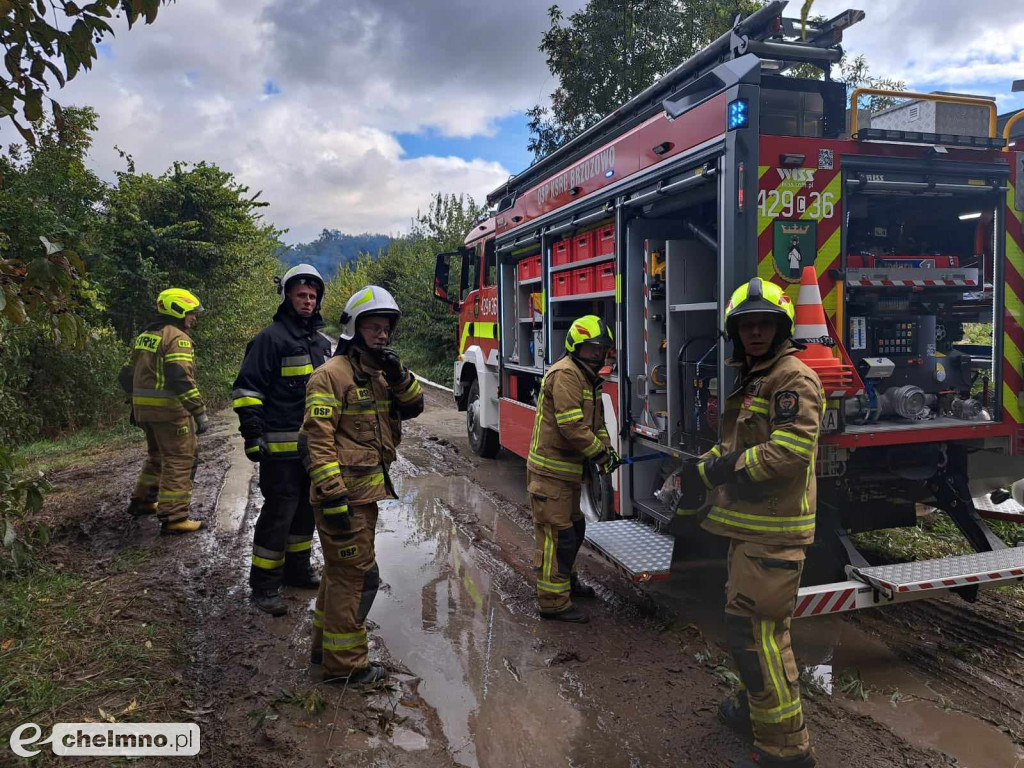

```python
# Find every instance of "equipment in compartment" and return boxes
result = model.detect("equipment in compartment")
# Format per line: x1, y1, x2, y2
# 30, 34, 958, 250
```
845, 278, 988, 425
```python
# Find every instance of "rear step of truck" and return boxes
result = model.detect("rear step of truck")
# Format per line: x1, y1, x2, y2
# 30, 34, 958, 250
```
584, 520, 674, 582
794, 546, 1024, 618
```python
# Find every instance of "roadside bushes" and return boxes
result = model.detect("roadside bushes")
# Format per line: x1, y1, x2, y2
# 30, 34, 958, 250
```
323, 193, 481, 385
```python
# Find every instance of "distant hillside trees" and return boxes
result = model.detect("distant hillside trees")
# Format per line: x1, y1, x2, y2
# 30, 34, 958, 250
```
282, 230, 391, 278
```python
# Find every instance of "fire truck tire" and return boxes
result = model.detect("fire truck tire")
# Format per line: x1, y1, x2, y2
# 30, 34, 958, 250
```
467, 379, 500, 458
581, 471, 615, 522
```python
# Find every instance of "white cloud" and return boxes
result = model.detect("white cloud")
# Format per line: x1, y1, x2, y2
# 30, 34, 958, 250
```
54, 0, 585, 242
810, 0, 1024, 109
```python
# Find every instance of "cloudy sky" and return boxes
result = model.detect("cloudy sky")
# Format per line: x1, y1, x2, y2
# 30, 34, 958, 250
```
54, 0, 1024, 244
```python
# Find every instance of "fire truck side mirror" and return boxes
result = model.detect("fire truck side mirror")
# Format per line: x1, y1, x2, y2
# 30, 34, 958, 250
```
433, 251, 461, 311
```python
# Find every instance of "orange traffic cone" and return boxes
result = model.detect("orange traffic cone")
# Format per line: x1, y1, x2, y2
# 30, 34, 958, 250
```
793, 266, 854, 394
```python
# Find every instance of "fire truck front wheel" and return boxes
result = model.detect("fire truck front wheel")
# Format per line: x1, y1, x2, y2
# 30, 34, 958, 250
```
467, 379, 500, 458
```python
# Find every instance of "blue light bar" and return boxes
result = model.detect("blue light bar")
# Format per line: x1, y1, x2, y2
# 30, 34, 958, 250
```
728, 99, 748, 131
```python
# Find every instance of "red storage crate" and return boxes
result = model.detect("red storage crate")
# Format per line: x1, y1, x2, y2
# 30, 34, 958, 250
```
552, 239, 572, 266
597, 262, 615, 292
519, 255, 537, 280
553, 272, 572, 297
573, 231, 594, 263
572, 266, 595, 295
530, 254, 542, 277
596, 224, 615, 257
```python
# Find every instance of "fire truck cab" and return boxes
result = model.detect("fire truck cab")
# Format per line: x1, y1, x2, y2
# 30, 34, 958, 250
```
434, 0, 1024, 617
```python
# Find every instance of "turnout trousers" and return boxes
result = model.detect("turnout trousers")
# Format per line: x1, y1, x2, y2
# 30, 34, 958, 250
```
724, 539, 811, 760
249, 459, 316, 591
527, 471, 585, 615
311, 502, 380, 677
131, 417, 199, 523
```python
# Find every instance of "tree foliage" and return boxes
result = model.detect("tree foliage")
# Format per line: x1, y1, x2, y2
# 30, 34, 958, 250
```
282, 229, 391, 281
527, 0, 761, 158
527, 0, 907, 158
99, 159, 284, 400
323, 194, 483, 384
0, 0, 169, 143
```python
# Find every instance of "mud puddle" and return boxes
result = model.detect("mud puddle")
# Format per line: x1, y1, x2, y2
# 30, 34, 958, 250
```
370, 471, 630, 768
793, 617, 1024, 768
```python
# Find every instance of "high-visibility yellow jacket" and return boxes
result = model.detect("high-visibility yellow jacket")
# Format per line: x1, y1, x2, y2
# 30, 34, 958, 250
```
119, 321, 205, 423
301, 345, 424, 506
700, 342, 824, 546
527, 355, 610, 484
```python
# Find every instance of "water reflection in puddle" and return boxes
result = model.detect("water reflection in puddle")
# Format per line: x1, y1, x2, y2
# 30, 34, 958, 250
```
794, 619, 1024, 768
371, 473, 588, 768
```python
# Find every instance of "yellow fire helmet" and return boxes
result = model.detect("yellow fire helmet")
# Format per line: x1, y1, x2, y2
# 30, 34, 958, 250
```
156, 288, 203, 320
565, 314, 614, 354
724, 277, 794, 340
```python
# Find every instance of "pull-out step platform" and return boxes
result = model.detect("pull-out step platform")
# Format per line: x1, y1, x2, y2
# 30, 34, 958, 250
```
971, 493, 1024, 523
795, 546, 1024, 618
584, 520, 673, 582
847, 546, 1024, 599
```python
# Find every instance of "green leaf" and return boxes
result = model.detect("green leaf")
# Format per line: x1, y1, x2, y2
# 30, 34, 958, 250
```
0, 286, 6, 312
141, 0, 159, 24
40, 235, 63, 255
44, 60, 66, 87
2, 520, 14, 548
23, 89, 44, 122
25, 257, 52, 287
70, 19, 92, 55
56, 312, 78, 347
11, 117, 36, 147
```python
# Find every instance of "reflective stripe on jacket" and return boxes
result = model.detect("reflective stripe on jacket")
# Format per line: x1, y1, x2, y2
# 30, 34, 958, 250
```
301, 346, 424, 506
527, 355, 610, 484
231, 307, 331, 459
700, 342, 824, 546
120, 322, 205, 423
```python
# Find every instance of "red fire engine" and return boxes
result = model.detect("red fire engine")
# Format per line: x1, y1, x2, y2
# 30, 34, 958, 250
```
434, 1, 1024, 616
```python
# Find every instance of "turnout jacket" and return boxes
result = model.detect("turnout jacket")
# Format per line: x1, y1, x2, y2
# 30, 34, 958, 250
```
301, 345, 424, 506
119, 321, 205, 423
700, 341, 824, 547
231, 307, 332, 459
527, 355, 611, 484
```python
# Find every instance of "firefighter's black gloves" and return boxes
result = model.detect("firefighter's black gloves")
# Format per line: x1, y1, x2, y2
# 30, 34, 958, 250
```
676, 460, 707, 513
700, 449, 742, 488
597, 446, 622, 474
194, 412, 210, 435
379, 347, 405, 384
321, 493, 352, 533
244, 436, 268, 462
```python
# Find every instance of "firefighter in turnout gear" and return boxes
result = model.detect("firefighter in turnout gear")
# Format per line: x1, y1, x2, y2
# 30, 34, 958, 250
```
527, 315, 617, 624
687, 278, 822, 768
119, 288, 208, 534
301, 285, 424, 685
232, 265, 332, 616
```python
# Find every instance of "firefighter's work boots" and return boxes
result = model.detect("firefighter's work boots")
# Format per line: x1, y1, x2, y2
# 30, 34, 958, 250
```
718, 693, 753, 738
323, 662, 387, 687
127, 499, 157, 517
284, 566, 321, 590
160, 519, 204, 534
734, 748, 816, 768
540, 605, 589, 623
570, 575, 597, 599
252, 588, 287, 617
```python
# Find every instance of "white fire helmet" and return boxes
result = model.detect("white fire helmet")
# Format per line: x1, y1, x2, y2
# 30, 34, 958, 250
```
339, 285, 401, 342
278, 264, 325, 309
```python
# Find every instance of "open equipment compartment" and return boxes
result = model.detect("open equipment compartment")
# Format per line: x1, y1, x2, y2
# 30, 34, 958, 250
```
838, 162, 1003, 436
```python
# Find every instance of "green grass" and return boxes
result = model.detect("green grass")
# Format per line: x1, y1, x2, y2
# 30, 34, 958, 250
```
15, 420, 144, 473
0, 566, 180, 743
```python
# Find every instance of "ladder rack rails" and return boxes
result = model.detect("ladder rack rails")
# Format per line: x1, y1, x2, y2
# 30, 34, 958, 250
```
487, 0, 865, 209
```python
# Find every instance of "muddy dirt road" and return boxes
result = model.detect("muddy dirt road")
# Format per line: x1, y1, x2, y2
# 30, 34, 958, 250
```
13, 386, 1024, 767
